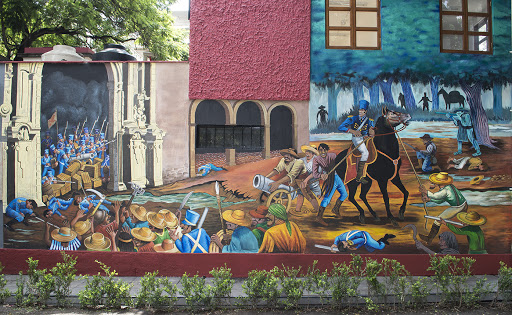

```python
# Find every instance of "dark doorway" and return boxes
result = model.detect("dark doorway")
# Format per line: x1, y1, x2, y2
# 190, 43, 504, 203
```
235, 101, 263, 152
270, 106, 293, 151
195, 100, 227, 153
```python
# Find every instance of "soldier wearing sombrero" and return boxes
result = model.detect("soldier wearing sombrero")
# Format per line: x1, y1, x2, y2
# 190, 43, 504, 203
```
264, 148, 307, 193
440, 211, 487, 254
211, 210, 259, 253
122, 204, 149, 229
415, 134, 439, 173
45, 224, 81, 251
147, 212, 171, 245
249, 205, 270, 246
169, 209, 211, 253
84, 232, 112, 251
419, 172, 468, 244
132, 226, 157, 252
294, 144, 321, 214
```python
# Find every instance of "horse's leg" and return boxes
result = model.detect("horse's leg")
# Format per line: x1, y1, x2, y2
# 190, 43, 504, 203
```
359, 181, 380, 222
391, 175, 409, 221
347, 181, 366, 224
376, 179, 399, 227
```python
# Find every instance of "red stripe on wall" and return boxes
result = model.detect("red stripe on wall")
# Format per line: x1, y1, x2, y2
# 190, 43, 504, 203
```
1, 249, 510, 277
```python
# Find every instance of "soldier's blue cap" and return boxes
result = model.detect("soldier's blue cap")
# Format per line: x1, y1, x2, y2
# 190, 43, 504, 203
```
84, 127, 89, 133
45, 131, 50, 135
182, 209, 200, 226
57, 133, 63, 139
100, 133, 105, 139
80, 140, 85, 145
68, 134, 74, 140
358, 100, 369, 110
44, 149, 49, 155
50, 144, 56, 151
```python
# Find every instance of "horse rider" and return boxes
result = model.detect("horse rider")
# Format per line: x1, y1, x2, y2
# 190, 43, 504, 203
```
338, 100, 375, 184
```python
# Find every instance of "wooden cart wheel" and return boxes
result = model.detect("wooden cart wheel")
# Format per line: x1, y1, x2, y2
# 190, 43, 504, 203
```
266, 189, 292, 212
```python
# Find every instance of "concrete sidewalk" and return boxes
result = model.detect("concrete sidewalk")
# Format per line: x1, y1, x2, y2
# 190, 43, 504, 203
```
1, 274, 501, 308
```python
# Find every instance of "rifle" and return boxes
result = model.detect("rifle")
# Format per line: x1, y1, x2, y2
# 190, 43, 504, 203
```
79, 117, 87, 138
90, 117, 99, 136
63, 121, 68, 139
99, 117, 106, 135
435, 111, 456, 117
403, 141, 419, 152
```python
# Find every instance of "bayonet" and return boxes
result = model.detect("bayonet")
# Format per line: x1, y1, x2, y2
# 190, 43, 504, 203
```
314, 244, 338, 252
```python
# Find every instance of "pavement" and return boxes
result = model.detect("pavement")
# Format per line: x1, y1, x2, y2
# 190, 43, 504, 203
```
0, 274, 502, 309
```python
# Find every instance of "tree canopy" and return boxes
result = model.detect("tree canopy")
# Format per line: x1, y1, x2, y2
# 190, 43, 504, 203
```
0, 0, 189, 61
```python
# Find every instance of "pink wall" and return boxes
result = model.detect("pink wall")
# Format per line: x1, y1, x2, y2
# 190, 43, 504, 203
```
189, 0, 310, 101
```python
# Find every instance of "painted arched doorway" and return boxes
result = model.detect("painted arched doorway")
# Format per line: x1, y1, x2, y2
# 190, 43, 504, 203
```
195, 100, 227, 153
269, 105, 293, 150
235, 101, 264, 152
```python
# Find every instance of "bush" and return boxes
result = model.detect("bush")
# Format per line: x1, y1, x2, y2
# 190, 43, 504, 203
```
275, 265, 304, 309
240, 268, 281, 309
136, 271, 177, 309
330, 254, 364, 309
0, 263, 10, 304
179, 273, 212, 310
304, 260, 330, 306
24, 257, 55, 307
78, 260, 132, 309
209, 264, 234, 309
50, 252, 77, 307
495, 261, 512, 305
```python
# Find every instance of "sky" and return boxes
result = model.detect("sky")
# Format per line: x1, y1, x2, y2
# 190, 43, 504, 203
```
170, 0, 189, 11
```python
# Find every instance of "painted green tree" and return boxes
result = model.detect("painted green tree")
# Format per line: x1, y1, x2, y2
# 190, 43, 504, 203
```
0, 0, 188, 61
311, 0, 511, 148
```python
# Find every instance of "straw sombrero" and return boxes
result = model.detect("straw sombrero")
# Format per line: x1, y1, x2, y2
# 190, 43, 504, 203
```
468, 157, 483, 170
130, 205, 147, 221
73, 220, 91, 236
456, 211, 487, 226
428, 172, 453, 185
279, 148, 299, 159
147, 212, 167, 229
159, 210, 179, 229
300, 144, 319, 156
222, 210, 251, 227
154, 239, 180, 253
249, 205, 268, 219
51, 227, 77, 243
469, 175, 484, 185
84, 232, 111, 251
132, 227, 157, 242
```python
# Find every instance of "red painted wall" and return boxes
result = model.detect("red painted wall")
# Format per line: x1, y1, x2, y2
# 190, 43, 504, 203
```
189, 0, 310, 100
1, 249, 510, 277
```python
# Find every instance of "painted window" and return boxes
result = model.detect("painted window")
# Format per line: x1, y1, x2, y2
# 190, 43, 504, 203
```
440, 0, 492, 54
325, 0, 381, 50
196, 125, 264, 152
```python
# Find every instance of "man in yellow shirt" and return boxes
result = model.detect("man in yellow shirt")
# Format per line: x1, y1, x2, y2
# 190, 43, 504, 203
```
265, 148, 307, 193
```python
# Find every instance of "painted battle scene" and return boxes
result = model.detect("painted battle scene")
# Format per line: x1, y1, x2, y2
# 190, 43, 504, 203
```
2, 0, 511, 255
3, 100, 511, 254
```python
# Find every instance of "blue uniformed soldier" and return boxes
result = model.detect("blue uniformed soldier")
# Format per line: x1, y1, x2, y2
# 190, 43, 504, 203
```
41, 149, 54, 178
42, 131, 53, 151
338, 100, 375, 184
448, 109, 481, 157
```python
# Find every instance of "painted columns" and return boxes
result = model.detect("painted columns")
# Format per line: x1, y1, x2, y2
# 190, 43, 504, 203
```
6, 63, 43, 204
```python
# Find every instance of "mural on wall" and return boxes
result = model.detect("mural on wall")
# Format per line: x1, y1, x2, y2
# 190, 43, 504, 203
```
1, 0, 511, 255
306, 0, 512, 255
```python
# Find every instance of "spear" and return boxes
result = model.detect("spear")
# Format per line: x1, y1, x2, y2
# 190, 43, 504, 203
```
215, 181, 226, 235
78, 117, 87, 138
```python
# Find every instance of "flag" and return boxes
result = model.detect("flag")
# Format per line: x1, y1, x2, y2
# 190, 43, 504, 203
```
48, 111, 57, 129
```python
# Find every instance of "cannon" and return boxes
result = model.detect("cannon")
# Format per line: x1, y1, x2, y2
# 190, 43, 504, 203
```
253, 174, 298, 212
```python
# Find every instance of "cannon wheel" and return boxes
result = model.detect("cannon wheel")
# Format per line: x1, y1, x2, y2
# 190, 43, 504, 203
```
266, 189, 292, 212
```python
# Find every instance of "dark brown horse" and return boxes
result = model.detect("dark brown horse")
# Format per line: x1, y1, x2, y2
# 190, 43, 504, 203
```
327, 107, 411, 226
